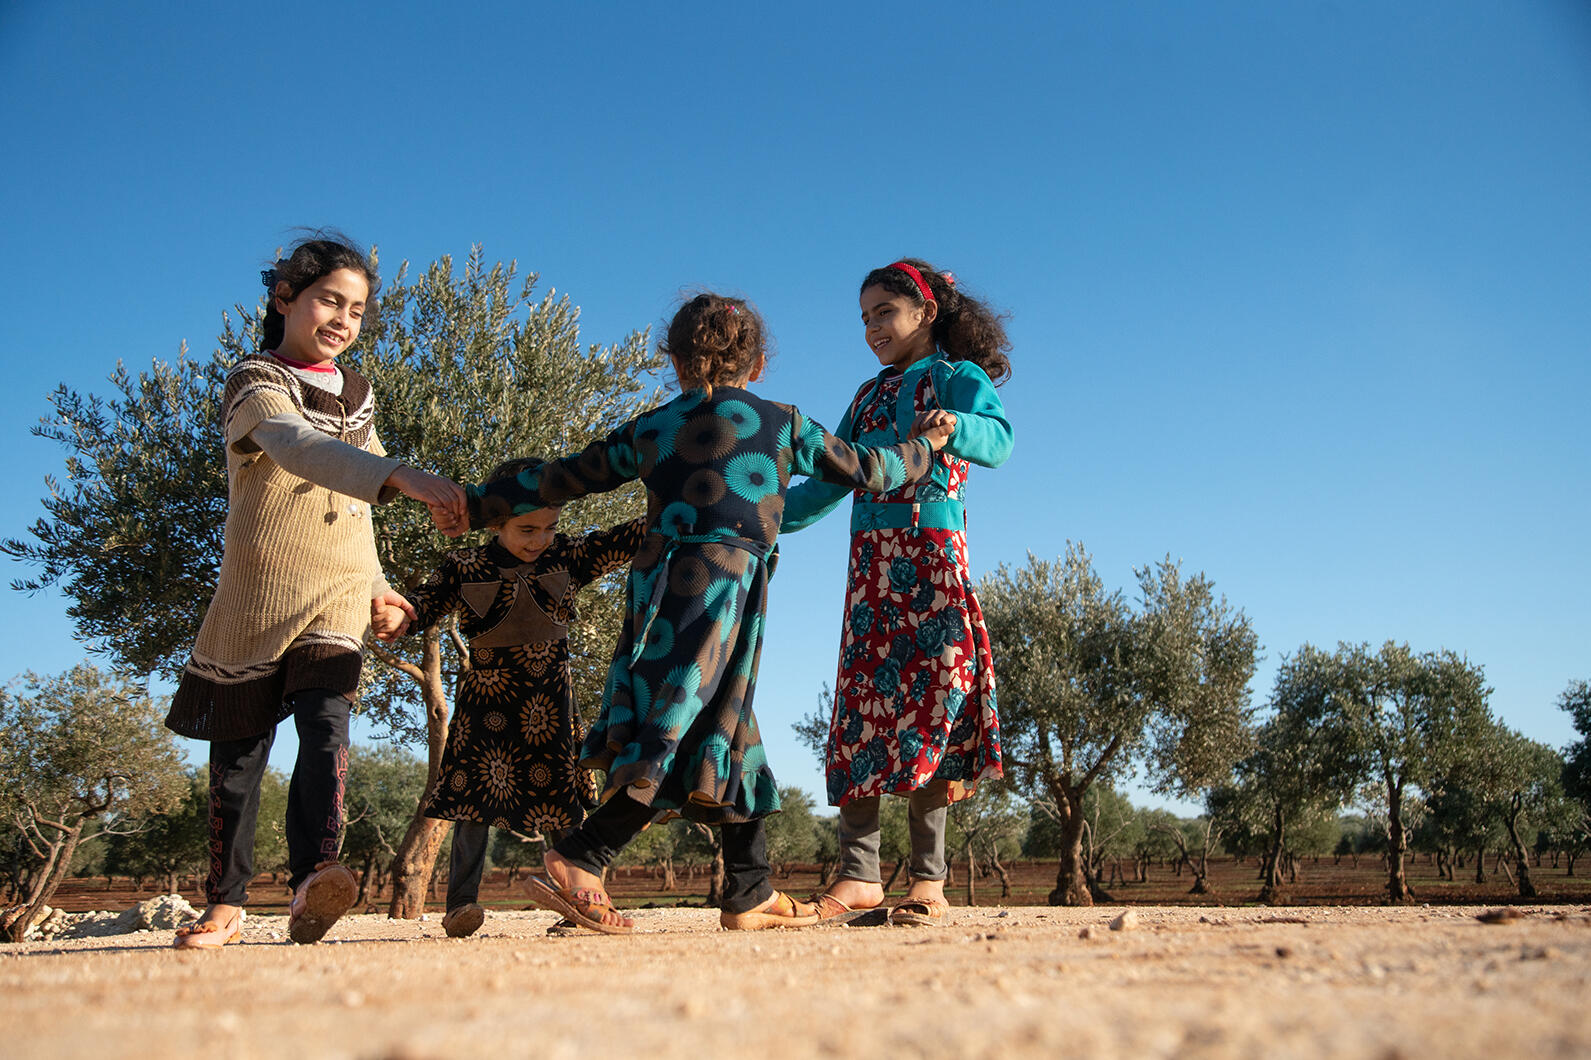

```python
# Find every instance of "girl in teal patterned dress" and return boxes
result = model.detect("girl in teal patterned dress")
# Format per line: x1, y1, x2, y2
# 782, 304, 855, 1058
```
457, 293, 957, 933
782, 259, 1013, 927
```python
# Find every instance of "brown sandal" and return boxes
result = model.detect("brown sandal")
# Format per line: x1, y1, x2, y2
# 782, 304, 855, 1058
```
807, 891, 882, 926
523, 875, 633, 935
173, 908, 242, 950
442, 903, 485, 938
721, 891, 821, 931
288, 862, 358, 945
888, 896, 949, 927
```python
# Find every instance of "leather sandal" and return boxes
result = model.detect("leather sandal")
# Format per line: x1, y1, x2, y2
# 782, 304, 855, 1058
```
720, 891, 821, 931
523, 875, 632, 935
173, 907, 243, 950
442, 902, 485, 938
807, 891, 882, 926
888, 895, 949, 927
288, 862, 358, 945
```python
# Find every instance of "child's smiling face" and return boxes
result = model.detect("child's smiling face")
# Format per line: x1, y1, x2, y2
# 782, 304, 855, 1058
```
496, 508, 561, 563
860, 283, 937, 371
275, 267, 369, 364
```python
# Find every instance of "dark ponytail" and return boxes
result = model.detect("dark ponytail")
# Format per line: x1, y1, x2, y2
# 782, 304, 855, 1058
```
259, 230, 380, 353
860, 258, 1011, 385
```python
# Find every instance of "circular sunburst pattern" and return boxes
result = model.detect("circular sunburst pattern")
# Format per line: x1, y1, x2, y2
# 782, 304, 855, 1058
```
525, 803, 574, 836
717, 399, 761, 439
724, 452, 779, 502
449, 769, 468, 792
660, 501, 698, 535
669, 554, 712, 596
526, 762, 554, 788
467, 667, 513, 700
484, 710, 508, 732
522, 694, 558, 740
677, 414, 736, 463
477, 746, 519, 803
681, 468, 727, 508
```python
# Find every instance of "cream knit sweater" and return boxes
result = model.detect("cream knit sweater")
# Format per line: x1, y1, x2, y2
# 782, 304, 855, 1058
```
166, 354, 402, 741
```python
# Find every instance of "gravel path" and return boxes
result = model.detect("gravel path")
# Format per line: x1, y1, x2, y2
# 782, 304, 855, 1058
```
4, 904, 1588, 1058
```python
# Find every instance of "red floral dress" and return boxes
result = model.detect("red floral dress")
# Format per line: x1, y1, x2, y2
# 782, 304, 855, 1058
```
824, 372, 1002, 806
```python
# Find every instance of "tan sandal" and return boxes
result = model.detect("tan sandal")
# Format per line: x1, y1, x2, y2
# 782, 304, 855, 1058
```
173, 908, 242, 950
721, 891, 821, 931
523, 875, 632, 935
888, 895, 949, 927
288, 862, 358, 945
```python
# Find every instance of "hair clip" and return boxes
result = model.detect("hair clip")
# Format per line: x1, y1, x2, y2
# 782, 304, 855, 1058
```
260, 267, 278, 290
941, 272, 956, 287
727, 303, 740, 315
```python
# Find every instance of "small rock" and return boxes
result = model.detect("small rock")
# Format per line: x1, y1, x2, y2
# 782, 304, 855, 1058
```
1275, 946, 1293, 958
996, 910, 1010, 918
341, 991, 365, 1008
1078, 926, 1094, 940
1109, 910, 1138, 932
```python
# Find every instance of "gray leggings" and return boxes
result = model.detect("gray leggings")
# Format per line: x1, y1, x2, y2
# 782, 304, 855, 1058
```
836, 791, 949, 883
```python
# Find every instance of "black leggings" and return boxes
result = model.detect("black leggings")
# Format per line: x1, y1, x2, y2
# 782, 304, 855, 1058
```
552, 794, 774, 914
205, 688, 350, 904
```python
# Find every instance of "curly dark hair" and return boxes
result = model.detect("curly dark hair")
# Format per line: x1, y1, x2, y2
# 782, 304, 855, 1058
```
860, 258, 1011, 385
659, 293, 767, 397
259, 229, 380, 353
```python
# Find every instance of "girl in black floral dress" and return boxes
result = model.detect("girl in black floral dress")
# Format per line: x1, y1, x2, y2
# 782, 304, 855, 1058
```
458, 293, 958, 933
405, 459, 644, 937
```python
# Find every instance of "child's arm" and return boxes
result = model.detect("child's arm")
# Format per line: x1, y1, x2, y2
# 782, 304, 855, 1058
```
402, 554, 466, 634
781, 398, 861, 533
462, 421, 642, 534
933, 362, 1014, 468
788, 408, 944, 495
250, 418, 466, 531
568, 516, 649, 588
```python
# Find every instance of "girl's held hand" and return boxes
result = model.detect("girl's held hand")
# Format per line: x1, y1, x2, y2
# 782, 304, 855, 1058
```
909, 410, 957, 449
386, 466, 468, 535
370, 590, 416, 640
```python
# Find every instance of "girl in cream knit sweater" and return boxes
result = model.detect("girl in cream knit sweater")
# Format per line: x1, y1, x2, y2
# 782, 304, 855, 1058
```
167, 233, 464, 949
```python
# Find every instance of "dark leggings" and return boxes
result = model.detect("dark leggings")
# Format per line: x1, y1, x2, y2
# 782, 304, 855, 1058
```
552, 793, 774, 914
205, 688, 350, 905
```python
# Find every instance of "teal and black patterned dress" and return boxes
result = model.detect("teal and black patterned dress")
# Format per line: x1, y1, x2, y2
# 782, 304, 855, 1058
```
468, 387, 937, 824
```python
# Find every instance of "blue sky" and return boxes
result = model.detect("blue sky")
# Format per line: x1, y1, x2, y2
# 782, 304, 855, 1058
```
2, 1, 1587, 813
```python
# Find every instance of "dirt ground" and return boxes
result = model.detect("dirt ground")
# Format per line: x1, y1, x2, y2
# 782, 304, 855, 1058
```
4, 902, 1589, 1059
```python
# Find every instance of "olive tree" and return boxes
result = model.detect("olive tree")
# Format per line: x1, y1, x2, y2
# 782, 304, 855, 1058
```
0, 665, 187, 941
979, 544, 1258, 905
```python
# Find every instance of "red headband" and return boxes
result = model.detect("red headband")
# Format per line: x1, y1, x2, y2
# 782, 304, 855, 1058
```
890, 261, 935, 303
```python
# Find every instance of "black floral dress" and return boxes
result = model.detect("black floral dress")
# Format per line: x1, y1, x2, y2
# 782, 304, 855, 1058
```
468, 387, 938, 824
410, 521, 645, 836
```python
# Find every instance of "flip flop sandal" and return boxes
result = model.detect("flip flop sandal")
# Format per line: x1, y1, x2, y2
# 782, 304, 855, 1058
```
808, 892, 883, 927
523, 875, 633, 935
721, 891, 822, 931
442, 903, 485, 938
288, 862, 359, 945
888, 896, 949, 927
173, 909, 243, 950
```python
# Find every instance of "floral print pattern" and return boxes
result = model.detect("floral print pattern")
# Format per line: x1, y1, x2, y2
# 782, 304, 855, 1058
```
825, 373, 1002, 806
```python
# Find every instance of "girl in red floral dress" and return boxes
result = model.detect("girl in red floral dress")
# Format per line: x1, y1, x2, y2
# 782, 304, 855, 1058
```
782, 259, 1013, 926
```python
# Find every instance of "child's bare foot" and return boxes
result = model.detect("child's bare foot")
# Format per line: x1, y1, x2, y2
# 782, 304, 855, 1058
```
810, 877, 885, 920
538, 850, 631, 931
889, 878, 950, 926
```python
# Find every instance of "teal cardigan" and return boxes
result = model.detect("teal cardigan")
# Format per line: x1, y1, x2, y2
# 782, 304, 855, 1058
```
781, 357, 1013, 534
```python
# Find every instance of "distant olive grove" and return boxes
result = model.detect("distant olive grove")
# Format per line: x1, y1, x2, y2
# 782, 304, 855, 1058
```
3, 250, 1587, 942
